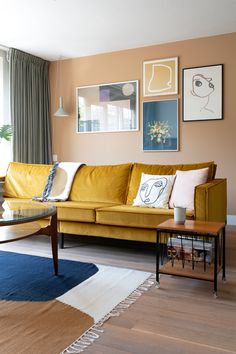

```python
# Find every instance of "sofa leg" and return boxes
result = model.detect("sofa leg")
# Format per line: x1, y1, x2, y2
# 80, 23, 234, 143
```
59, 233, 65, 249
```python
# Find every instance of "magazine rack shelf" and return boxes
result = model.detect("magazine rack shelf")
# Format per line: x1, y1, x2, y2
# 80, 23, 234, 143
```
159, 261, 215, 281
156, 219, 226, 297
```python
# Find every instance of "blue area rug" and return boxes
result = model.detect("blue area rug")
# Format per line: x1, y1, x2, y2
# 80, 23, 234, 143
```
0, 250, 98, 301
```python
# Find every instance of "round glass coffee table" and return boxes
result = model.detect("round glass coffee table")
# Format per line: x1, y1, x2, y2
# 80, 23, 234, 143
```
0, 200, 58, 275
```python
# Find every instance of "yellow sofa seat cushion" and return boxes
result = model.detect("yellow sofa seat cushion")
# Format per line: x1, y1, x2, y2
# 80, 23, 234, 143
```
4, 162, 52, 198
69, 163, 132, 204
126, 161, 216, 205
96, 205, 194, 229
55, 201, 119, 222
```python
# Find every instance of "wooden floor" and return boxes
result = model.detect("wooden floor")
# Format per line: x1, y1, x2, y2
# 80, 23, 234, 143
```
0, 226, 236, 354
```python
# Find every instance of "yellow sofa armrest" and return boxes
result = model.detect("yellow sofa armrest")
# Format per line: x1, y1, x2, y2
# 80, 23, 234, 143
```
194, 179, 227, 222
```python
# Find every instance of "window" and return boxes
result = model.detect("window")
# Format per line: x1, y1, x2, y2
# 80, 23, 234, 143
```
0, 49, 11, 175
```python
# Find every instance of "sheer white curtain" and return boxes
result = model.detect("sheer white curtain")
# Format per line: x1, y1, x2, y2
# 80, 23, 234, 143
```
0, 49, 11, 175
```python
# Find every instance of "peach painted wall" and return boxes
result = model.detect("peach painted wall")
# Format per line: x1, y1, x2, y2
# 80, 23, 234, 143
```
50, 33, 236, 215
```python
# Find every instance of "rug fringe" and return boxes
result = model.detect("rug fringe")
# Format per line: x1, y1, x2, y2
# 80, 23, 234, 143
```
61, 273, 155, 353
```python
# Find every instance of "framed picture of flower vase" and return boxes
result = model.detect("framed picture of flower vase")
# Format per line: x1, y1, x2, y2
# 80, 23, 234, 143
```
143, 99, 178, 151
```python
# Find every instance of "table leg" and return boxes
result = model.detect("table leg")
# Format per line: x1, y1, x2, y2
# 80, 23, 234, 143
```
50, 212, 58, 276
156, 230, 160, 288
222, 226, 226, 281
213, 236, 218, 298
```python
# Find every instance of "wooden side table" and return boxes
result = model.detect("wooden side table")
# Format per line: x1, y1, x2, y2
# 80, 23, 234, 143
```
156, 219, 226, 297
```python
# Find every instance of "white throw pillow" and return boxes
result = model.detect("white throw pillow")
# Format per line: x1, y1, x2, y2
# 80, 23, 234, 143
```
169, 167, 209, 210
133, 173, 175, 209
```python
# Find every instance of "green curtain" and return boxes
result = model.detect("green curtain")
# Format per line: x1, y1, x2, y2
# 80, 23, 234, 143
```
9, 48, 52, 164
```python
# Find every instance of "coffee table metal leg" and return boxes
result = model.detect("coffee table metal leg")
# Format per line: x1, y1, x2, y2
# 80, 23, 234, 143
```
50, 212, 58, 276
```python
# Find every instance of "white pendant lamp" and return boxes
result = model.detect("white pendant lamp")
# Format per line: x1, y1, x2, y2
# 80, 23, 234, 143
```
54, 96, 69, 117
54, 57, 69, 117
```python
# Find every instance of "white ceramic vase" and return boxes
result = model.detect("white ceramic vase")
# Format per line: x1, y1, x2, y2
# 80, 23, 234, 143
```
174, 206, 186, 225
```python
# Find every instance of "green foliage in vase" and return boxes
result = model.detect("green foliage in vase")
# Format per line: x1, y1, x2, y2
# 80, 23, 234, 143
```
0, 125, 13, 143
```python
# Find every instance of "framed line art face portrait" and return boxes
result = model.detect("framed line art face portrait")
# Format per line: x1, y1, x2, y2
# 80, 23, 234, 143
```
182, 64, 223, 122
143, 99, 179, 152
143, 57, 178, 97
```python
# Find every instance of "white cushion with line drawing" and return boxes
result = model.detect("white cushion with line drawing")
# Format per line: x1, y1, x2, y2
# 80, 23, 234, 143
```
133, 173, 175, 209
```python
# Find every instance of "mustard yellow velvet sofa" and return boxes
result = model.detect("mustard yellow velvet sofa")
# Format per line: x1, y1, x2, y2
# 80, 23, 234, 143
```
2, 161, 227, 245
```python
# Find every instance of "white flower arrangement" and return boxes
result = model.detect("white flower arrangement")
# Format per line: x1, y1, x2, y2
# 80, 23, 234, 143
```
148, 121, 171, 144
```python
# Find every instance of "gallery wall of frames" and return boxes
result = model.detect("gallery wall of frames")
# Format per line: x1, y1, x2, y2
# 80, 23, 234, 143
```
76, 58, 223, 152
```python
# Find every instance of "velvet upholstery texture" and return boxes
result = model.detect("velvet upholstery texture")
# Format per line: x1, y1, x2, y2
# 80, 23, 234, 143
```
96, 205, 194, 229
194, 179, 227, 222
4, 162, 52, 198
59, 221, 158, 243
2, 161, 226, 244
69, 163, 132, 204
56, 201, 119, 222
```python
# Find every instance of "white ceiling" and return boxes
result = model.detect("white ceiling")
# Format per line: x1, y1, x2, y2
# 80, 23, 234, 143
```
0, 0, 236, 61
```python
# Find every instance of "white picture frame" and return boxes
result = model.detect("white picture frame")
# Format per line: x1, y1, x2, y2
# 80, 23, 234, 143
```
76, 80, 139, 133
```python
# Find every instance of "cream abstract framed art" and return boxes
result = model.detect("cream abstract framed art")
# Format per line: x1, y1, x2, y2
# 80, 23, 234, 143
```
143, 57, 178, 97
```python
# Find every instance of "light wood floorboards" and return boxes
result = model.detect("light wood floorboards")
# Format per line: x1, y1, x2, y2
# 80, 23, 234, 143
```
0, 226, 235, 354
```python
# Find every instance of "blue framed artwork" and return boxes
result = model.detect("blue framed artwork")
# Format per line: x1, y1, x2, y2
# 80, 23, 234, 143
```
143, 99, 178, 151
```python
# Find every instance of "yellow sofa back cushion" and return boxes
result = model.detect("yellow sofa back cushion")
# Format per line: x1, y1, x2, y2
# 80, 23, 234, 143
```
126, 161, 216, 205
4, 162, 52, 198
69, 163, 132, 204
